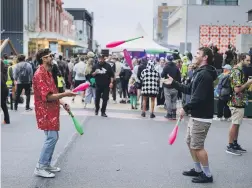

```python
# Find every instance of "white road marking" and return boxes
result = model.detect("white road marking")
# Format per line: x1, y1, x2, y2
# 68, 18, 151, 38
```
51, 117, 87, 166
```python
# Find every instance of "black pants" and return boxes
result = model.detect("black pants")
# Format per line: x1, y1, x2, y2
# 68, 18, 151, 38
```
112, 80, 117, 101
15, 83, 31, 110
58, 87, 64, 93
121, 79, 129, 99
217, 99, 231, 118
1, 87, 10, 123
95, 86, 109, 113
157, 87, 165, 106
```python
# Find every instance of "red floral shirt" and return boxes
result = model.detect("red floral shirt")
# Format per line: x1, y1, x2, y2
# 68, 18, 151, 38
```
32, 65, 60, 131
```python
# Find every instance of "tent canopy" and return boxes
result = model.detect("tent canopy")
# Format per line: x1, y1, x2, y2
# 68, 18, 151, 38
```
111, 23, 169, 52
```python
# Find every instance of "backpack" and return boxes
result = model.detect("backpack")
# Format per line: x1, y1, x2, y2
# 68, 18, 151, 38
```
218, 74, 232, 101
120, 68, 132, 81
128, 84, 137, 95
90, 77, 96, 87
218, 68, 244, 101
18, 63, 30, 82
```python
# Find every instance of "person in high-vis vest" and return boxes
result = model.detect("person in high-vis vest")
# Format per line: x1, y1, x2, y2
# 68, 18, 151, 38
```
181, 56, 189, 79
1, 60, 10, 124
57, 72, 65, 93
6, 63, 14, 87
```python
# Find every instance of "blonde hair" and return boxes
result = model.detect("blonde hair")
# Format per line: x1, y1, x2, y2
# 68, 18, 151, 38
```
12, 57, 18, 65
85, 58, 94, 75
129, 77, 136, 85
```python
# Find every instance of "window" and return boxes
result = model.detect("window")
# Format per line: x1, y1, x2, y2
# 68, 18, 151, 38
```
248, 10, 252, 22
201, 0, 238, 5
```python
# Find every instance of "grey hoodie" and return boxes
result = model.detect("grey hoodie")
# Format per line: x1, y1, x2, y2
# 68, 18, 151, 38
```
13, 61, 33, 84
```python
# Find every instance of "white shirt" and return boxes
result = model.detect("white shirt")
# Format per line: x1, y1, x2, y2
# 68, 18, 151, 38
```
133, 65, 139, 81
192, 118, 213, 123
73, 61, 86, 81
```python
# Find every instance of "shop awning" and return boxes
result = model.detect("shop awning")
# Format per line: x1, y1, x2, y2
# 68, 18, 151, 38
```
28, 32, 88, 48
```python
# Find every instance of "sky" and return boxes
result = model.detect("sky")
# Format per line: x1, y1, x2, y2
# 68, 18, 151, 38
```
63, 0, 154, 48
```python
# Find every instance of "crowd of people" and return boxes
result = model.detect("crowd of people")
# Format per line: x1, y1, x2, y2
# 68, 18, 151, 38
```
1, 45, 252, 182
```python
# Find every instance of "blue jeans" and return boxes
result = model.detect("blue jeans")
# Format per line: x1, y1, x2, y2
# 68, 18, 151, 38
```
38, 131, 59, 167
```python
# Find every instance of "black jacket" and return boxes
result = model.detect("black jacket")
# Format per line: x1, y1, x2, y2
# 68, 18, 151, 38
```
172, 65, 217, 119
1, 61, 8, 89
161, 61, 181, 88
92, 62, 114, 88
213, 52, 223, 70
137, 60, 147, 82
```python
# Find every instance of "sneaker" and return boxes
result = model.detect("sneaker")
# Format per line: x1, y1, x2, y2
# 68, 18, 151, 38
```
141, 112, 146, 117
25, 108, 33, 111
113, 100, 117, 104
164, 113, 172, 119
101, 113, 108, 117
119, 100, 126, 104
225, 118, 231, 122
34, 168, 55, 178
2, 120, 10, 124
213, 117, 221, 121
171, 110, 177, 120
192, 172, 213, 183
150, 113, 156, 118
182, 168, 201, 177
44, 166, 61, 172
233, 144, 247, 153
226, 146, 242, 156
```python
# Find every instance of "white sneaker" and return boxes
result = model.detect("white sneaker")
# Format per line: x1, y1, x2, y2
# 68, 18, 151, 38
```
213, 117, 221, 121
34, 168, 55, 178
44, 166, 61, 172
113, 100, 117, 104
225, 118, 231, 122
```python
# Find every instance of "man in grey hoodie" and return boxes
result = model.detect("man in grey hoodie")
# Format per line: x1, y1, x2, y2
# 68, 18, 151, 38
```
13, 54, 33, 111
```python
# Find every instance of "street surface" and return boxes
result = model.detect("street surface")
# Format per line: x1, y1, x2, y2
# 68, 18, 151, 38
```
1, 95, 252, 188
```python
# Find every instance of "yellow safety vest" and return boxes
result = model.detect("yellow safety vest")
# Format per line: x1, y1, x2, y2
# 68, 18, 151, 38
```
57, 76, 64, 87
181, 63, 188, 78
6, 66, 13, 87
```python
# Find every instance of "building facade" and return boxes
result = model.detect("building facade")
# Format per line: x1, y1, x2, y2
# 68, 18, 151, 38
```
154, 3, 177, 45
167, 0, 252, 53
153, 0, 181, 44
1, 0, 24, 55
65, 8, 94, 52
25, 0, 88, 58
1, 0, 89, 57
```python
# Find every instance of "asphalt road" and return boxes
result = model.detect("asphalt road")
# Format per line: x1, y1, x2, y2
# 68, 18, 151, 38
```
2, 108, 252, 188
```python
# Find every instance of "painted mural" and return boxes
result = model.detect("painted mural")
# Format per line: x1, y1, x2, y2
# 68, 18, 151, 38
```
199, 25, 252, 53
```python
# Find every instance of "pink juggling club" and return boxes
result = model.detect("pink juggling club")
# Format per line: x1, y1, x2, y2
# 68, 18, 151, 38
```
123, 49, 133, 70
168, 117, 182, 145
72, 82, 90, 92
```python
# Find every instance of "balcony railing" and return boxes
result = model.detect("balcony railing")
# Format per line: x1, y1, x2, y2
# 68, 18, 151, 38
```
167, 6, 183, 28
195, 0, 238, 5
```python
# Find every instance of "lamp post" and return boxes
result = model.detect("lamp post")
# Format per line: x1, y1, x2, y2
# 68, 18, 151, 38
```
185, 0, 189, 53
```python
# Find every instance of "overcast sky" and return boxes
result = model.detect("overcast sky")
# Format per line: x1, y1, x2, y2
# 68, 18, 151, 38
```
63, 0, 154, 47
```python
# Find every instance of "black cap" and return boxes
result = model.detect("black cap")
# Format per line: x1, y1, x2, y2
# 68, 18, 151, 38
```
97, 54, 105, 58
